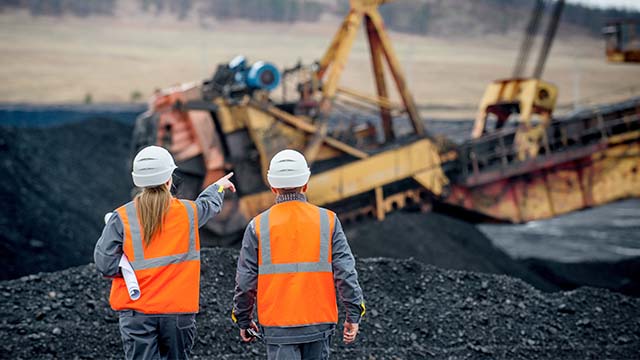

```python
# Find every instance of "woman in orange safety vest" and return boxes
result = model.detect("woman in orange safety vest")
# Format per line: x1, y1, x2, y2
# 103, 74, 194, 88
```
94, 145, 235, 360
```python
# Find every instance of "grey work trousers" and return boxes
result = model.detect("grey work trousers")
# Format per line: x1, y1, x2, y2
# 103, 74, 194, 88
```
118, 310, 196, 360
266, 337, 332, 360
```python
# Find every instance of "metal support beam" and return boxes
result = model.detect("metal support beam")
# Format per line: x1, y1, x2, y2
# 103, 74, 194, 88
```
374, 187, 385, 220
317, 12, 351, 80
314, 0, 426, 140
533, 0, 565, 78
337, 86, 403, 110
366, 15, 394, 141
252, 102, 369, 159
322, 10, 362, 102
366, 9, 425, 136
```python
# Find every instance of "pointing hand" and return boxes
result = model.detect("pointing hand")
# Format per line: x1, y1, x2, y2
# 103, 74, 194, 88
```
214, 172, 236, 193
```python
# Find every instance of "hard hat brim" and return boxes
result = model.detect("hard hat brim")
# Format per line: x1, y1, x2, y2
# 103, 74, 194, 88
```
267, 171, 310, 189
132, 165, 177, 188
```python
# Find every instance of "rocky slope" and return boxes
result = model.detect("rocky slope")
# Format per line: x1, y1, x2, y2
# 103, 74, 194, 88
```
1, 248, 638, 359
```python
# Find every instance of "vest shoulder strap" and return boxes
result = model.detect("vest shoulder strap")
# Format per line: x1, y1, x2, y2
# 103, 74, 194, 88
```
117, 201, 145, 262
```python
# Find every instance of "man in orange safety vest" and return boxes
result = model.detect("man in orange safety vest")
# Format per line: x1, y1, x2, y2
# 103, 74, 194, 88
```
232, 149, 365, 359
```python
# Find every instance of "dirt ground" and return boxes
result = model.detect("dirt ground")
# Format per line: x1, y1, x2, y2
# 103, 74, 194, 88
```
1, 11, 640, 118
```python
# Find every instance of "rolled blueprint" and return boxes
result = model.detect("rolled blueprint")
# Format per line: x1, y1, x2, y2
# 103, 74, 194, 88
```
104, 212, 141, 301
119, 254, 141, 301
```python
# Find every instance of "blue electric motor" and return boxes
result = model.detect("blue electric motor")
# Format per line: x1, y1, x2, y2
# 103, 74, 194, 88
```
246, 61, 280, 91
228, 56, 281, 92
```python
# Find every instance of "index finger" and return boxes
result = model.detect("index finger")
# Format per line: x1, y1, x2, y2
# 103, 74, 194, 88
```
221, 172, 234, 181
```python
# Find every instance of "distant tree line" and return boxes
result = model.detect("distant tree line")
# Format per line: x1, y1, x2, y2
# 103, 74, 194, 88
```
137, 0, 326, 23
376, 1, 431, 35
1, 0, 116, 17
139, 0, 193, 20
3, 0, 639, 37
372, 0, 640, 37
562, 2, 640, 35
198, 0, 325, 23
0, 0, 325, 22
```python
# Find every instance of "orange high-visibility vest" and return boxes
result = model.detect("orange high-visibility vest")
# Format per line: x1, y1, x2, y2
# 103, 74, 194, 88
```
255, 201, 337, 327
109, 198, 200, 314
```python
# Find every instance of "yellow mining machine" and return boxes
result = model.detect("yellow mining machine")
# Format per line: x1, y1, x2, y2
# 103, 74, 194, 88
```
132, 0, 447, 243
603, 20, 640, 63
132, 0, 640, 243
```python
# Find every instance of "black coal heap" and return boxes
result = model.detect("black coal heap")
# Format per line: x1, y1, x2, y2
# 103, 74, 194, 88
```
1, 248, 639, 359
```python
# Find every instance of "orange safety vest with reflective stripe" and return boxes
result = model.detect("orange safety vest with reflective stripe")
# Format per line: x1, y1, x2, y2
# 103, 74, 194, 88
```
255, 201, 338, 327
109, 198, 200, 314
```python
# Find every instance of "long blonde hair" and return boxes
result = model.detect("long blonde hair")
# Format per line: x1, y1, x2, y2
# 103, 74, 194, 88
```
136, 184, 171, 246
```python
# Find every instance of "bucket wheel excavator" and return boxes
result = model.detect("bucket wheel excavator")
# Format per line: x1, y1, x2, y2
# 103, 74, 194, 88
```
131, 0, 448, 245
131, 0, 640, 244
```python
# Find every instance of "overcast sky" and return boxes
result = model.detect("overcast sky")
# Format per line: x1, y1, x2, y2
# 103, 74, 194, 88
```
566, 0, 640, 10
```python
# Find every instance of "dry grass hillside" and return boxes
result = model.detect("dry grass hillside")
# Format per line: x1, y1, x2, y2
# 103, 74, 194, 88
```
1, 9, 639, 119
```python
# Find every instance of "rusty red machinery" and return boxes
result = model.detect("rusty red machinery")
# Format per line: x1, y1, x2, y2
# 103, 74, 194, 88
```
445, 99, 640, 223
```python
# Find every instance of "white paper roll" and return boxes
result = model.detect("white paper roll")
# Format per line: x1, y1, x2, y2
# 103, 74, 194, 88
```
104, 212, 113, 225
119, 255, 141, 301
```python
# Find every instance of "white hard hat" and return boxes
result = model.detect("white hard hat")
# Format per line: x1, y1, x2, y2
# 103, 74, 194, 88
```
267, 149, 311, 188
131, 146, 177, 188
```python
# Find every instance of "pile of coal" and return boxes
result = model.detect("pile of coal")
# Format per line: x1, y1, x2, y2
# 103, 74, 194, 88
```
520, 257, 640, 297
0, 119, 133, 280
345, 211, 558, 292
1, 248, 638, 359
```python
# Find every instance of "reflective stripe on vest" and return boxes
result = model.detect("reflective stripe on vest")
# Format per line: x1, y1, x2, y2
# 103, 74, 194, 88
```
124, 202, 145, 261
123, 200, 199, 270
258, 207, 332, 275
109, 198, 201, 314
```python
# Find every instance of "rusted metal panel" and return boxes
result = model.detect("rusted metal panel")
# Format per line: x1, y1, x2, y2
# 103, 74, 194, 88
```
463, 143, 604, 187
589, 142, 640, 204
446, 141, 640, 223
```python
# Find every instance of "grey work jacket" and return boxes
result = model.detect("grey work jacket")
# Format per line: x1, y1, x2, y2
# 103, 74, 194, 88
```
94, 183, 225, 278
232, 193, 365, 344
